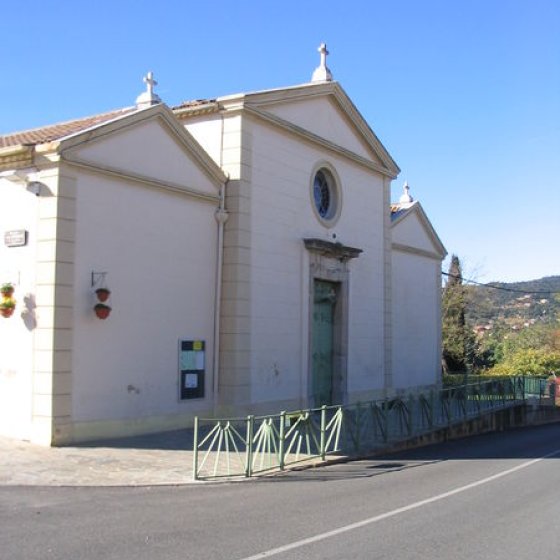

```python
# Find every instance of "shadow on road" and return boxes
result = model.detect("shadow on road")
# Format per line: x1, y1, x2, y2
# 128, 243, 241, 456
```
255, 423, 560, 483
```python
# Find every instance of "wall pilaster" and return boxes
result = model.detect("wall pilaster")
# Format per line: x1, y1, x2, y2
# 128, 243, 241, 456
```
31, 167, 76, 444
383, 177, 393, 391
217, 116, 252, 408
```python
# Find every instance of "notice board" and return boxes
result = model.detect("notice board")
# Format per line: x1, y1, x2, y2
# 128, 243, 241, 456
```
179, 340, 205, 399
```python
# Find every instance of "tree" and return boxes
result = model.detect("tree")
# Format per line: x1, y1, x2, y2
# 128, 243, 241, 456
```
442, 255, 476, 373
490, 348, 560, 376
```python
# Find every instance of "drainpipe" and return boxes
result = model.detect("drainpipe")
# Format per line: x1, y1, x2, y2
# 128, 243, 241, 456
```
213, 111, 228, 411
213, 182, 228, 412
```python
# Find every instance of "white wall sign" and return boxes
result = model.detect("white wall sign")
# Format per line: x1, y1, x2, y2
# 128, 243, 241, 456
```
4, 230, 28, 248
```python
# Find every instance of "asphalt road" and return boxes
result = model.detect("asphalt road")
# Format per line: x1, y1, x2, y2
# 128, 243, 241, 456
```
2, 423, 560, 560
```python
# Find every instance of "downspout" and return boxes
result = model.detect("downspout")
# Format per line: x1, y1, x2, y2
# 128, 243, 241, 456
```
213, 185, 228, 410
213, 114, 228, 412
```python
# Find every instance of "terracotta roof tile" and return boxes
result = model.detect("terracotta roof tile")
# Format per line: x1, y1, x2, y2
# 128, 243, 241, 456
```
0, 107, 135, 149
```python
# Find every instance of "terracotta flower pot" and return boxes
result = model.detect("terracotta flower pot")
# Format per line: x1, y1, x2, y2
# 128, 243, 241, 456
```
94, 304, 111, 320
95, 288, 111, 302
0, 307, 15, 318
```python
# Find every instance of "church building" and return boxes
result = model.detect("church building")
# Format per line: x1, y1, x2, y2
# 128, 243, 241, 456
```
0, 46, 446, 445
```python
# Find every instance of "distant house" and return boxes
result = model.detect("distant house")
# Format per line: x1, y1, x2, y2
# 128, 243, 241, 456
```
0, 46, 446, 445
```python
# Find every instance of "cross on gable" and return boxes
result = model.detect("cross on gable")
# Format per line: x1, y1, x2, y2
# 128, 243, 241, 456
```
143, 72, 158, 96
136, 71, 162, 108
311, 43, 333, 82
318, 43, 329, 67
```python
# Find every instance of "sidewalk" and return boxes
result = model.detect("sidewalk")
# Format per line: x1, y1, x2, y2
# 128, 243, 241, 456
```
0, 430, 198, 486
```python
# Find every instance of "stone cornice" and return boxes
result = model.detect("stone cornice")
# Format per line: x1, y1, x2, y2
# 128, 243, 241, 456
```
0, 144, 34, 171
330, 88, 400, 176
59, 104, 227, 188
245, 105, 397, 178
173, 102, 221, 119
220, 81, 337, 107
239, 82, 399, 176
303, 238, 363, 261
392, 242, 443, 261
173, 81, 400, 178
61, 156, 220, 204
391, 202, 447, 258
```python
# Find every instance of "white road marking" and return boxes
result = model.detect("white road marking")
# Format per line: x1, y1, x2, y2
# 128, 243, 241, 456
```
239, 448, 560, 559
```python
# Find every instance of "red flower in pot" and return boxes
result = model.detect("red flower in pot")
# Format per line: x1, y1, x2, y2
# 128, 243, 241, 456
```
95, 288, 111, 302
94, 303, 111, 320
0, 297, 16, 318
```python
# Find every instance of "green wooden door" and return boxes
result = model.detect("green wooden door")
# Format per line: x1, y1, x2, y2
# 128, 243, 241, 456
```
312, 280, 336, 406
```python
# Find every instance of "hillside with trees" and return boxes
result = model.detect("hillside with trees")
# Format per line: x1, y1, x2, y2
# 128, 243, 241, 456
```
442, 256, 560, 376
465, 276, 560, 328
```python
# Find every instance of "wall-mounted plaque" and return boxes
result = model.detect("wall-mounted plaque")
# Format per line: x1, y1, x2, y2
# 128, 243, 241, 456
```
4, 230, 28, 248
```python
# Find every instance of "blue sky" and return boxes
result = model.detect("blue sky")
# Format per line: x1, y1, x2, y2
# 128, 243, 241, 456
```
2, 0, 558, 282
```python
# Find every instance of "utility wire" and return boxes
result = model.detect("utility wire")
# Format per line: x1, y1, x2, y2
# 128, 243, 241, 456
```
441, 272, 560, 295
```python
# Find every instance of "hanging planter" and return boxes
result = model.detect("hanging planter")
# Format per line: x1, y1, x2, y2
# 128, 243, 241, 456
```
0, 298, 16, 318
94, 303, 111, 320
1, 283, 14, 298
95, 287, 111, 302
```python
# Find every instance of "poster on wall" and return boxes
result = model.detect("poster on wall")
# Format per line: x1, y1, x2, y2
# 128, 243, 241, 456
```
179, 340, 205, 399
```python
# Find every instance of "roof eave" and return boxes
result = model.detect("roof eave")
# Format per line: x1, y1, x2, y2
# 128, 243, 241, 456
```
0, 144, 35, 171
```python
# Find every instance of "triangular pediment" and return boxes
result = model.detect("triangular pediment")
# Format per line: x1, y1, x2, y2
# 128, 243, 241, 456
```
391, 203, 447, 259
59, 104, 226, 197
264, 96, 383, 164
233, 82, 399, 178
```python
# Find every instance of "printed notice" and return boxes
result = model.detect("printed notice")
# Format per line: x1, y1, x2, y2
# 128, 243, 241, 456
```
185, 374, 198, 389
180, 351, 196, 370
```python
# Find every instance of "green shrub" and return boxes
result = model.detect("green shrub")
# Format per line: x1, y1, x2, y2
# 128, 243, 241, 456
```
488, 349, 560, 377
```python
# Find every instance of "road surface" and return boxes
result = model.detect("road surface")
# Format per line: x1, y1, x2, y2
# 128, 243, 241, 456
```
2, 423, 559, 559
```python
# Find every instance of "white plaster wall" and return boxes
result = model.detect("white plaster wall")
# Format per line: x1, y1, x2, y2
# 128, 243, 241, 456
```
185, 114, 245, 180
184, 116, 224, 168
71, 171, 217, 424
265, 97, 377, 163
69, 119, 219, 197
247, 120, 387, 405
0, 178, 39, 439
392, 211, 437, 254
391, 250, 440, 389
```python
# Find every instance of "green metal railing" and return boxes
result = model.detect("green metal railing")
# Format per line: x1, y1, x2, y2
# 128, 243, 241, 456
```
192, 376, 549, 480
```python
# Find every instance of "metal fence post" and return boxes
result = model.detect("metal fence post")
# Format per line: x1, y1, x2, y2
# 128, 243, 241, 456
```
355, 402, 362, 453
320, 405, 327, 460
192, 416, 199, 481
408, 395, 414, 436
383, 399, 389, 442
279, 411, 286, 470
429, 390, 435, 428
245, 415, 254, 478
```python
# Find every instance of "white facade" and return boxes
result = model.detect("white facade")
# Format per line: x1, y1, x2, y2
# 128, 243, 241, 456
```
181, 83, 401, 414
391, 202, 446, 390
0, 105, 226, 444
0, 181, 39, 440
0, 77, 446, 445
